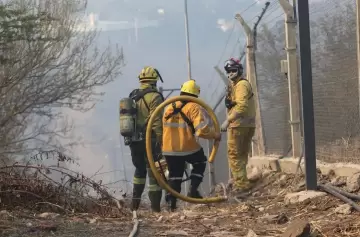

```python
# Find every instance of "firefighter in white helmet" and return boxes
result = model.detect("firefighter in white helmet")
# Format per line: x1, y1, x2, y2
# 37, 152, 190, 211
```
162, 79, 222, 211
220, 58, 256, 195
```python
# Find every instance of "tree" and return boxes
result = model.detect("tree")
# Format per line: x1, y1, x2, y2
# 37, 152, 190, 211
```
0, 0, 124, 160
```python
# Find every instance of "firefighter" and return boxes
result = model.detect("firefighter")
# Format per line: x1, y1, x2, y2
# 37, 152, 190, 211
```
129, 66, 164, 212
162, 79, 222, 211
220, 58, 256, 194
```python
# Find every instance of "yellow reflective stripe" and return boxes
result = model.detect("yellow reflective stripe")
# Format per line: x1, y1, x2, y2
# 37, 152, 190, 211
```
194, 107, 211, 131
162, 148, 200, 156
190, 173, 204, 178
133, 177, 146, 184
148, 184, 162, 191
163, 121, 187, 128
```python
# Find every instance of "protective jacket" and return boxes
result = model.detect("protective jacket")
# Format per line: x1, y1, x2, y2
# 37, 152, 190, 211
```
133, 83, 164, 139
227, 78, 256, 128
162, 101, 216, 156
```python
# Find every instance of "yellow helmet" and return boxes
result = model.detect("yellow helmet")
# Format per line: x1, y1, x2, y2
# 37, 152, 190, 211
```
180, 79, 200, 96
138, 66, 163, 83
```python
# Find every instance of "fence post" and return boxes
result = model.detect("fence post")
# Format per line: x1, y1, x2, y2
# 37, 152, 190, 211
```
279, 0, 302, 158
297, 0, 317, 190
235, 13, 265, 156
356, 0, 360, 118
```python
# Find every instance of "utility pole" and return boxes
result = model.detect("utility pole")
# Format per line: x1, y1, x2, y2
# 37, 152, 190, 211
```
279, 0, 302, 158
184, 0, 192, 80
235, 13, 265, 156
297, 0, 317, 190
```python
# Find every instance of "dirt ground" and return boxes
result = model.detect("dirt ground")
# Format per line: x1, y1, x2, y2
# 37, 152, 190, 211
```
1, 172, 360, 237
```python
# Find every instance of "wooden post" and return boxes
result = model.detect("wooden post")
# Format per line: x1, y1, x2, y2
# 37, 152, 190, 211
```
279, 0, 302, 158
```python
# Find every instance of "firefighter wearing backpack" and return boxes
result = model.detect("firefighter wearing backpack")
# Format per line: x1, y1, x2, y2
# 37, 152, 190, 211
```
119, 66, 164, 212
162, 79, 222, 211
220, 58, 256, 195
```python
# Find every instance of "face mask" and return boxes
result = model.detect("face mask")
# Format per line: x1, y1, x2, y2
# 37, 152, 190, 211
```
227, 71, 238, 80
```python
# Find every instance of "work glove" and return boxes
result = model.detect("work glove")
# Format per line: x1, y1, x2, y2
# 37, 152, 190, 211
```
220, 120, 230, 132
214, 132, 222, 142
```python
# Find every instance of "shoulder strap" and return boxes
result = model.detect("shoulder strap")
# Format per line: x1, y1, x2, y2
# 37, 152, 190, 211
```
240, 79, 254, 100
130, 88, 164, 112
165, 102, 195, 135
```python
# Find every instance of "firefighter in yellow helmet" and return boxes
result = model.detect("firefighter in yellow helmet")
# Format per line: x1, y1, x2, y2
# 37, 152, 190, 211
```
128, 66, 164, 212
162, 79, 222, 211
220, 58, 256, 195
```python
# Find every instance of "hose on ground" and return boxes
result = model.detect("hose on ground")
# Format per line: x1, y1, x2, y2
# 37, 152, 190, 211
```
146, 95, 228, 204
324, 183, 360, 201
318, 184, 360, 212
128, 211, 139, 237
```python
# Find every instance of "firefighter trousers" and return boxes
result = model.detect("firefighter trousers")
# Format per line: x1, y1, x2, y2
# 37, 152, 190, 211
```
164, 148, 207, 209
227, 127, 255, 190
129, 140, 162, 212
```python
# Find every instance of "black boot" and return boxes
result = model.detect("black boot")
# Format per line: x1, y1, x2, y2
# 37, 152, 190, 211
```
149, 190, 162, 212
188, 179, 203, 199
187, 188, 203, 199
167, 196, 177, 212
131, 184, 145, 211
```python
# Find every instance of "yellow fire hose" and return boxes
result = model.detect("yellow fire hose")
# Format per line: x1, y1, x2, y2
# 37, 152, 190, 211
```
145, 95, 228, 204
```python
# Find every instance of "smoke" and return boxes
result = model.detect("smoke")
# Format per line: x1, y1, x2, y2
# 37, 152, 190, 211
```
217, 18, 234, 32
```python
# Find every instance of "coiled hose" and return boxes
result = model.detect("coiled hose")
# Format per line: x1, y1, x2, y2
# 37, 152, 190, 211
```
145, 95, 228, 204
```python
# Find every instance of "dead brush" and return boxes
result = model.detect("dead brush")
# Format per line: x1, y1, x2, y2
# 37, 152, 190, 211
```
0, 151, 126, 217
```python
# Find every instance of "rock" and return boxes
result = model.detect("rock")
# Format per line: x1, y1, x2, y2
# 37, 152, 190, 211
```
262, 169, 273, 176
281, 219, 310, 237
248, 167, 262, 181
210, 231, 238, 237
38, 212, 60, 219
180, 216, 186, 221
246, 229, 258, 237
0, 210, 9, 215
284, 191, 326, 204
182, 210, 199, 218
189, 204, 207, 211
330, 176, 346, 186
165, 230, 188, 236
169, 212, 181, 218
294, 181, 306, 192
260, 213, 288, 224
26, 222, 33, 227
157, 216, 164, 222
0, 210, 10, 218
203, 217, 217, 225
258, 207, 265, 212
88, 218, 97, 224
346, 173, 360, 192
279, 174, 287, 182
334, 204, 352, 215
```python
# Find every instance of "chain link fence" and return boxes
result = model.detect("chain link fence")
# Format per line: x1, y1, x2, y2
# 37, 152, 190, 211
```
310, 0, 359, 163
202, 0, 360, 191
